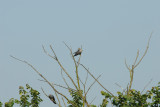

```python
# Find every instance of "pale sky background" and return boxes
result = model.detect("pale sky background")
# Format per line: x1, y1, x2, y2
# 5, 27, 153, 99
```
0, 0, 160, 106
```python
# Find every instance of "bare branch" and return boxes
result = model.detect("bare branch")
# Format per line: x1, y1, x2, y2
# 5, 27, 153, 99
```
133, 50, 139, 66
85, 72, 88, 86
38, 79, 74, 91
61, 69, 70, 88
141, 78, 153, 94
63, 42, 81, 90
63, 42, 77, 66
79, 63, 114, 97
42, 45, 56, 60
86, 74, 101, 95
10, 55, 77, 107
43, 45, 78, 90
125, 59, 130, 71
134, 32, 153, 68
79, 76, 85, 86
62, 97, 67, 107
115, 83, 124, 92
41, 87, 48, 97
90, 96, 96, 105
53, 83, 75, 91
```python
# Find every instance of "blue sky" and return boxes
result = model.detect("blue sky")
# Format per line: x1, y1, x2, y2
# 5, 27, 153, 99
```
0, 0, 160, 106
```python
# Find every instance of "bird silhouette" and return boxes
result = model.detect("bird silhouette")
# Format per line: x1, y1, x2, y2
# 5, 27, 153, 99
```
74, 48, 82, 56
48, 94, 56, 104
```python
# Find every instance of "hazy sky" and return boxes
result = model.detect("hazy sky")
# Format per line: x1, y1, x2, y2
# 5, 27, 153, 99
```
1, 0, 160, 106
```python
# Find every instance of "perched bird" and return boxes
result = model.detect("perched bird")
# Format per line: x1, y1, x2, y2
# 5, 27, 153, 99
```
48, 94, 56, 104
74, 48, 82, 56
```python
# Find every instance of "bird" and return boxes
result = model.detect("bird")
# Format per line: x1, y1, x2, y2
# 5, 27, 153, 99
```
74, 48, 82, 56
48, 94, 56, 104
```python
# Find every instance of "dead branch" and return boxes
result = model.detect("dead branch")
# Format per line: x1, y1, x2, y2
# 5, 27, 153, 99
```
63, 42, 81, 90
62, 97, 67, 107
10, 55, 77, 107
42, 45, 78, 90
79, 63, 114, 97
85, 74, 102, 95
141, 78, 153, 94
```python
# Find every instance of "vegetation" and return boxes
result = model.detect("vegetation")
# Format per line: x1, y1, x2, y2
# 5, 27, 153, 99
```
1, 84, 42, 107
1, 33, 160, 107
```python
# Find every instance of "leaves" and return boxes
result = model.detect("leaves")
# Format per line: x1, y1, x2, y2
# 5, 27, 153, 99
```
100, 82, 160, 107
1, 84, 43, 107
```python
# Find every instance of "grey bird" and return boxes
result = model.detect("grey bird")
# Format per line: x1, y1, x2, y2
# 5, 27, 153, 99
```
48, 94, 56, 104
74, 48, 82, 56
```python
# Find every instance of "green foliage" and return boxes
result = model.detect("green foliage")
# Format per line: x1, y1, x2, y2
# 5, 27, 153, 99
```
4, 98, 14, 107
0, 101, 2, 107
101, 82, 160, 107
68, 90, 83, 107
17, 84, 43, 107
1, 84, 42, 107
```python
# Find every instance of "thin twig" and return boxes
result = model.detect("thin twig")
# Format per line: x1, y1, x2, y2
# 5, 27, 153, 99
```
63, 42, 81, 90
41, 87, 48, 97
115, 83, 124, 92
86, 74, 102, 95
85, 72, 88, 86
90, 96, 96, 104
53, 83, 75, 91
10, 55, 77, 107
43, 45, 78, 90
62, 97, 67, 107
141, 78, 153, 94
42, 45, 56, 60
61, 69, 70, 88
38, 79, 75, 91
125, 59, 130, 71
79, 76, 85, 86
134, 32, 153, 68
79, 63, 114, 97
133, 50, 139, 66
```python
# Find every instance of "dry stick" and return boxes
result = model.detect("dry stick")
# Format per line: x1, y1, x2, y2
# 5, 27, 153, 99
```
10, 56, 77, 107
49, 45, 89, 107
79, 76, 85, 86
53, 84, 75, 91
85, 72, 89, 86
63, 42, 81, 90
125, 83, 129, 95
115, 83, 124, 92
41, 88, 48, 97
90, 96, 96, 105
134, 32, 153, 68
62, 97, 67, 107
141, 78, 153, 94
85, 74, 102, 95
83, 72, 89, 96
126, 32, 153, 92
50, 45, 79, 90
79, 63, 114, 97
128, 65, 134, 91
61, 69, 70, 89
62, 43, 88, 106
38, 79, 74, 91
42, 45, 78, 90
125, 59, 130, 71
133, 50, 139, 66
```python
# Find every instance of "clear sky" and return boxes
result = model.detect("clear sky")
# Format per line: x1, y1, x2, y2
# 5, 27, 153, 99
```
0, 0, 160, 106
